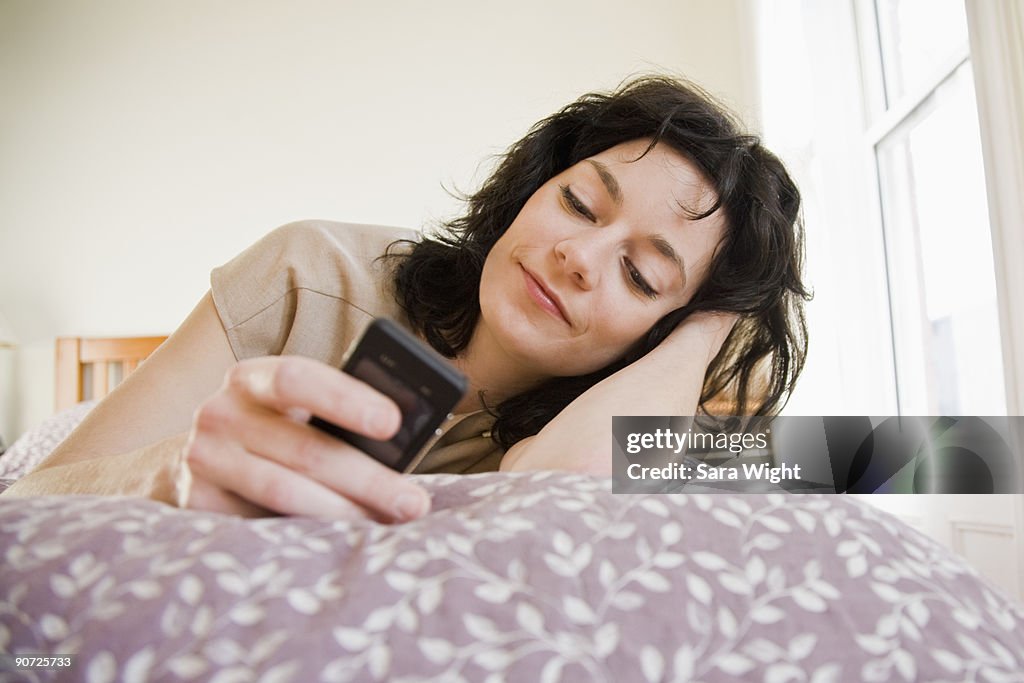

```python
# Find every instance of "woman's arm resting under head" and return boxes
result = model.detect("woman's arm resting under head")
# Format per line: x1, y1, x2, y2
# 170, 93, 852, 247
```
500, 312, 736, 474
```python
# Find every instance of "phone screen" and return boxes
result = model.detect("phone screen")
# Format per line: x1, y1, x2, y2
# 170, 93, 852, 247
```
347, 356, 435, 468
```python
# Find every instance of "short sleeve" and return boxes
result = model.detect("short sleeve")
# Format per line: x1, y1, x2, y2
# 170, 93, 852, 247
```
209, 220, 419, 367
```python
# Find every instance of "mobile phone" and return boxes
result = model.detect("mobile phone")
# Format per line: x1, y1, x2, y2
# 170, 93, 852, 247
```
309, 318, 468, 471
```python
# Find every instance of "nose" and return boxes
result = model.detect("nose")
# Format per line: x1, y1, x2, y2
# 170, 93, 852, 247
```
554, 232, 606, 290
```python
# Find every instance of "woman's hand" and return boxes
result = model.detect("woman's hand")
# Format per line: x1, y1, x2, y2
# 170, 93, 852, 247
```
182, 355, 431, 522
668, 310, 739, 367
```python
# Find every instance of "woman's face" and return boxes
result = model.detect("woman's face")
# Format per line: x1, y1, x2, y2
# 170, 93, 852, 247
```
475, 139, 727, 381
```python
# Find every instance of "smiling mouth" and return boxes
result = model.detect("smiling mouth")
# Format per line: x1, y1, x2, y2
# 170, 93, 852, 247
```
521, 266, 570, 325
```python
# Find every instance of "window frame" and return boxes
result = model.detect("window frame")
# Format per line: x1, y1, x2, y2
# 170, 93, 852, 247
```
962, 0, 1024, 416
851, 0, 1009, 415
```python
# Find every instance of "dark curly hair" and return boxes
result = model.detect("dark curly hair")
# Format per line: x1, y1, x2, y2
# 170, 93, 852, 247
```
385, 76, 811, 450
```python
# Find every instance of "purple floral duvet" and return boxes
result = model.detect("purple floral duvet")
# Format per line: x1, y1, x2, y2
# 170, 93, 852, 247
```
1, 472, 1022, 682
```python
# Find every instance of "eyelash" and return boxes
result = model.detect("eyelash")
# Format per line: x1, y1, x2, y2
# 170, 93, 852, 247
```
559, 184, 595, 221
624, 258, 659, 299
559, 184, 659, 300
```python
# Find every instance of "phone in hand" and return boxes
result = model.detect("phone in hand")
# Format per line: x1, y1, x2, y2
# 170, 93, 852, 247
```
309, 318, 468, 471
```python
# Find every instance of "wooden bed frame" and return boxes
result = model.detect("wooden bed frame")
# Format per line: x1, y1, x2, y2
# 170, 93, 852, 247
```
55, 336, 168, 410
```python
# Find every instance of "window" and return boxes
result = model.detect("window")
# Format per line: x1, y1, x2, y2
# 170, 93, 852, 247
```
859, 0, 1006, 414
756, 0, 1024, 601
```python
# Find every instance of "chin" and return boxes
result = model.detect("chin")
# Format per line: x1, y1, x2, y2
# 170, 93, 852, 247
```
483, 307, 612, 378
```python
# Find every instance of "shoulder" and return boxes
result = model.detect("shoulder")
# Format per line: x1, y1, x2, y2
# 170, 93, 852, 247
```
212, 219, 420, 313
210, 219, 421, 362
267, 219, 420, 313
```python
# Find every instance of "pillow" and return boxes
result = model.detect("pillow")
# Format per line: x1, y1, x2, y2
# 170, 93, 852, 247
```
1, 473, 1022, 681
0, 401, 96, 479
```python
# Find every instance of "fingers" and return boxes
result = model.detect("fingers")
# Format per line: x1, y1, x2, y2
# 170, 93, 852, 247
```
227, 356, 401, 440
182, 354, 430, 523
184, 429, 383, 521
186, 385, 431, 522
212, 400, 432, 522
185, 476, 278, 518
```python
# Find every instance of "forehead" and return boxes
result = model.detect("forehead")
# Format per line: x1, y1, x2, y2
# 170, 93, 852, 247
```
586, 141, 716, 210
582, 140, 722, 225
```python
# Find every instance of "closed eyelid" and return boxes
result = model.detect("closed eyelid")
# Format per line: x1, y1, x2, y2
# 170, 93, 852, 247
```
560, 184, 596, 221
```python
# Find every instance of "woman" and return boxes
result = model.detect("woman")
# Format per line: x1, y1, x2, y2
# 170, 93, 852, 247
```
5, 76, 809, 522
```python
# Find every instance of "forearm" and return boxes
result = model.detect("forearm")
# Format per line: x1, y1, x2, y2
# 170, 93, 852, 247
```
1, 432, 191, 506
502, 318, 728, 474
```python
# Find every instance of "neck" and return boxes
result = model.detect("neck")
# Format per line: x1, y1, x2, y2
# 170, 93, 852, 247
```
450, 322, 546, 414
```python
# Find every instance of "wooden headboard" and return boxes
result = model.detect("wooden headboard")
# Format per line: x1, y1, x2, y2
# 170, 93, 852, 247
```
55, 336, 168, 410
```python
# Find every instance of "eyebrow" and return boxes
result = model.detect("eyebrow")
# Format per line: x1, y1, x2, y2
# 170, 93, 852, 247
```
585, 160, 623, 205
650, 235, 688, 289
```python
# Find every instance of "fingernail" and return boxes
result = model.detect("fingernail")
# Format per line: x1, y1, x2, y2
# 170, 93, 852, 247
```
248, 369, 275, 400
392, 491, 429, 522
286, 407, 312, 423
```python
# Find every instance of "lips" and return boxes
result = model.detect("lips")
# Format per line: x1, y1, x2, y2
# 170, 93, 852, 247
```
521, 265, 570, 325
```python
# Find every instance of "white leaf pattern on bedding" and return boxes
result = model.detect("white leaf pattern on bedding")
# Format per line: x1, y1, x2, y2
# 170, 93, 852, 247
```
1, 405, 99, 480
1, 472, 1023, 682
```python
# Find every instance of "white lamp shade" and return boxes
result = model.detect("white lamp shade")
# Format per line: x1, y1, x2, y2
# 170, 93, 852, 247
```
0, 311, 17, 347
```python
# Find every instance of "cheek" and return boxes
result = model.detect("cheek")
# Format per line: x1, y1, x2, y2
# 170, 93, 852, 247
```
585, 302, 675, 357
478, 258, 506, 323
579, 312, 649, 361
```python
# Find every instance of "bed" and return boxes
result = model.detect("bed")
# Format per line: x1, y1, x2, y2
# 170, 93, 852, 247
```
0, 336, 167, 482
55, 336, 168, 411
1, 339, 1023, 682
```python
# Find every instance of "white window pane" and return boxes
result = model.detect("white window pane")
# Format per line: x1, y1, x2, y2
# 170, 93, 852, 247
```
875, 0, 969, 103
877, 63, 1005, 415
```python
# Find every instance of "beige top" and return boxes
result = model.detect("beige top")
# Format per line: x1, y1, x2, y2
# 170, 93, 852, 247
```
209, 219, 503, 474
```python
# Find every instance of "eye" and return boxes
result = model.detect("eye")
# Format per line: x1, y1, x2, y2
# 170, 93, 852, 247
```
559, 184, 596, 222
623, 257, 659, 300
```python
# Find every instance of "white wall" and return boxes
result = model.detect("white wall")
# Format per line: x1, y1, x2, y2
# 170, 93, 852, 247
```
0, 0, 760, 441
